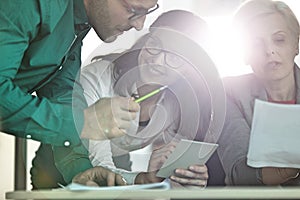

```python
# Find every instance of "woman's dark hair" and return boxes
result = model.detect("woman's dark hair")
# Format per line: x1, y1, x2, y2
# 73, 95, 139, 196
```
112, 34, 150, 80
92, 10, 209, 79
150, 9, 208, 41
118, 9, 209, 76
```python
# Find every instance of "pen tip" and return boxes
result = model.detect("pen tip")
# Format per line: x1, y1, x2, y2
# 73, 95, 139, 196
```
160, 85, 168, 91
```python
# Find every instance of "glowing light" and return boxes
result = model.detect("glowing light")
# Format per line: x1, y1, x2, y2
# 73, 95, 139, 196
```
205, 16, 252, 77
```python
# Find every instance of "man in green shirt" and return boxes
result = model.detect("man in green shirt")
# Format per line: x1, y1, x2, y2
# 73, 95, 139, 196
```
0, 0, 158, 188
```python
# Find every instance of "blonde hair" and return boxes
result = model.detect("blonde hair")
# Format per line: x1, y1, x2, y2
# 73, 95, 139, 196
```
233, 0, 300, 43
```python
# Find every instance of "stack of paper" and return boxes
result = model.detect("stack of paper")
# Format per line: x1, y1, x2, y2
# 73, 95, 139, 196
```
60, 179, 170, 191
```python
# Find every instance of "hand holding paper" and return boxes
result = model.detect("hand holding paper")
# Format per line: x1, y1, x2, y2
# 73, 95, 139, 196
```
156, 140, 218, 178
146, 140, 207, 187
170, 164, 208, 187
148, 141, 178, 172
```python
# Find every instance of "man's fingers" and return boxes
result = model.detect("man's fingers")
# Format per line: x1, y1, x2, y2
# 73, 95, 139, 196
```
109, 127, 126, 138
83, 96, 139, 140
105, 172, 127, 186
86, 180, 99, 187
127, 98, 140, 112
118, 111, 138, 122
72, 172, 88, 185
117, 121, 134, 130
117, 97, 140, 112
72, 167, 128, 187
106, 171, 117, 186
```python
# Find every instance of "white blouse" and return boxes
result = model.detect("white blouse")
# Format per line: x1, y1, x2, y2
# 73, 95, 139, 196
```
80, 58, 206, 184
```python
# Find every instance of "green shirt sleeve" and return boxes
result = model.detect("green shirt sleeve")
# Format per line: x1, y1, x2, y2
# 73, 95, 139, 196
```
0, 0, 82, 146
0, 0, 93, 183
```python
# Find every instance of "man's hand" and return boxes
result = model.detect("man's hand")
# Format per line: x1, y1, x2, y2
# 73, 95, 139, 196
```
81, 97, 140, 140
72, 166, 127, 187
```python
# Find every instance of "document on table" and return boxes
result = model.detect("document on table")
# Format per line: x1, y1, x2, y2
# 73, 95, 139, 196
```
156, 139, 218, 178
60, 179, 170, 191
247, 99, 300, 168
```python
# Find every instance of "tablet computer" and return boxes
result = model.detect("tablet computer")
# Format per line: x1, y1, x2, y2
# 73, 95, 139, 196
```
156, 139, 218, 178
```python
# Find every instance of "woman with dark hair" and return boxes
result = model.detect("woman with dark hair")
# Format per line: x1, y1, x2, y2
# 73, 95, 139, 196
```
81, 10, 220, 187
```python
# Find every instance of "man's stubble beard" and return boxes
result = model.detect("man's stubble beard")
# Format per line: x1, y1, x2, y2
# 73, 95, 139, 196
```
89, 0, 116, 43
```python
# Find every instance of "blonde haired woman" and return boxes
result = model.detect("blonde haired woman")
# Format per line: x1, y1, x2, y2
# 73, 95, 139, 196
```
219, 0, 300, 185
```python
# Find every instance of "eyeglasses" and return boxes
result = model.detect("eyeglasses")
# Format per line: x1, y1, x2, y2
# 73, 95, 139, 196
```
143, 36, 186, 69
122, 0, 159, 21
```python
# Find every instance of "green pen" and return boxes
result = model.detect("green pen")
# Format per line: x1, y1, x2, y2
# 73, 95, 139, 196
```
134, 85, 168, 103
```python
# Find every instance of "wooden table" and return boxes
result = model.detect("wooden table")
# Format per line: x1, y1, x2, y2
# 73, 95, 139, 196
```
6, 187, 300, 199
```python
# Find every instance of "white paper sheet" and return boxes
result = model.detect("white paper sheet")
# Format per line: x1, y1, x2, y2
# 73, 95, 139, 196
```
60, 179, 170, 191
247, 99, 300, 168
156, 139, 218, 178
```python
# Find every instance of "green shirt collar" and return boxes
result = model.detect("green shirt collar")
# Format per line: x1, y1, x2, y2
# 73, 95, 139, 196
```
73, 0, 88, 25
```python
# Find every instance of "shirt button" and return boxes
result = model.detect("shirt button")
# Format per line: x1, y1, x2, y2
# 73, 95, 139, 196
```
64, 141, 70, 147
26, 134, 32, 139
58, 66, 63, 70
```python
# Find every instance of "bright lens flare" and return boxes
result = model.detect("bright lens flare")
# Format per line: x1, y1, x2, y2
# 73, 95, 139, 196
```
205, 16, 252, 77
